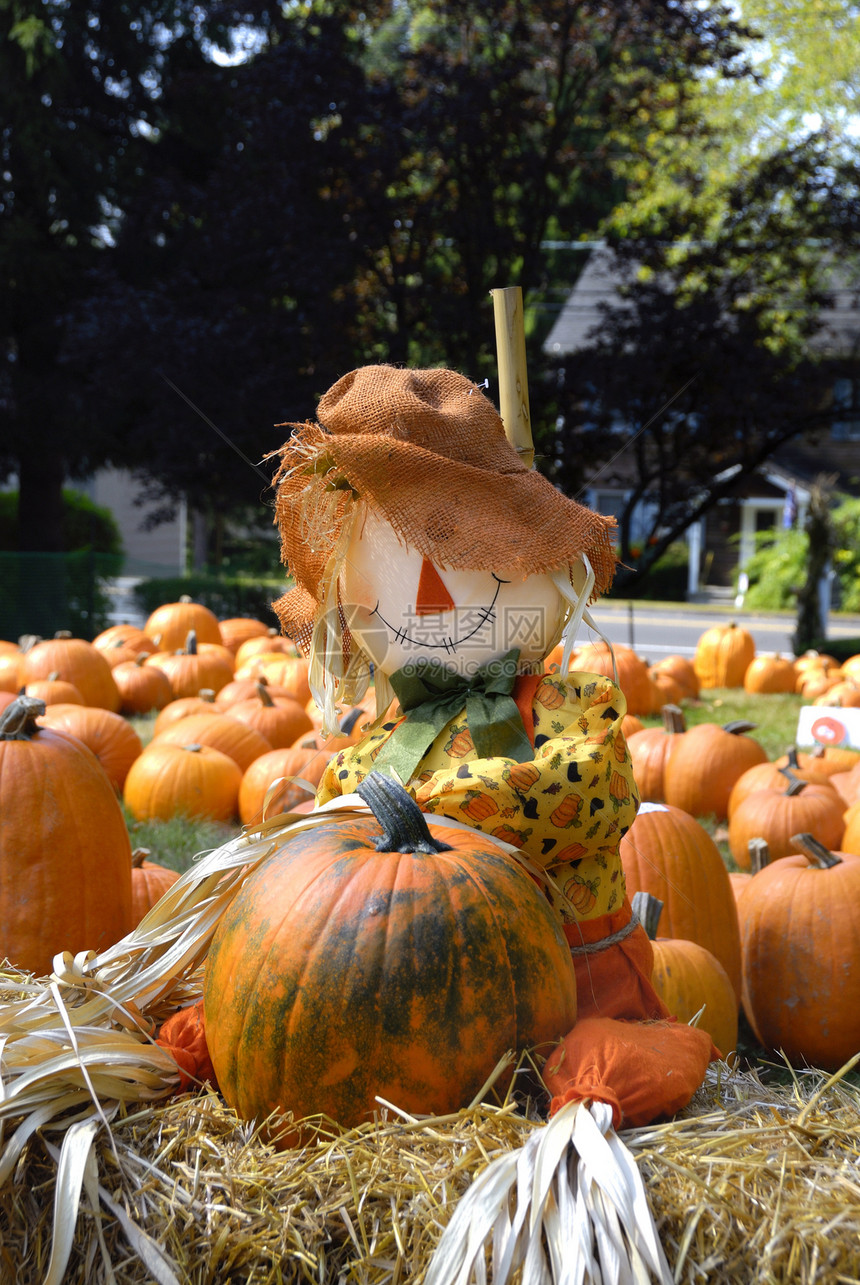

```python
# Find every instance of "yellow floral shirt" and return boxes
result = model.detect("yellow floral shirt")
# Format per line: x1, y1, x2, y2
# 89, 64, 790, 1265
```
316, 671, 639, 924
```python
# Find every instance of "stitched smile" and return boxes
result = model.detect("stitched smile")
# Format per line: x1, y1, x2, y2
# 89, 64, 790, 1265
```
370, 575, 509, 654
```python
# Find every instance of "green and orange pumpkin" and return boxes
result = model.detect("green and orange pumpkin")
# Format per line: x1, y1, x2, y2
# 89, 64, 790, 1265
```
203, 772, 578, 1145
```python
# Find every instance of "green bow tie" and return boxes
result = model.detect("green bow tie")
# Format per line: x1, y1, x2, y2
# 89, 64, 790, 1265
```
372, 649, 533, 784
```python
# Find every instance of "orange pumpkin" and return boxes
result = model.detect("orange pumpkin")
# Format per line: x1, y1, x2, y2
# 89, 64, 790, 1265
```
621, 714, 645, 738
840, 799, 860, 853
233, 632, 299, 669
215, 677, 295, 708
37, 703, 144, 793
774, 745, 860, 778
549, 793, 583, 828
0, 649, 22, 694
218, 617, 271, 656
461, 791, 500, 822
743, 653, 797, 694
663, 720, 768, 821
796, 669, 842, 700
20, 635, 121, 711
620, 801, 742, 999
0, 696, 133, 975
626, 705, 686, 803
727, 752, 833, 819
130, 848, 181, 925
292, 709, 371, 755
739, 834, 860, 1069
154, 711, 272, 774
92, 625, 157, 660
228, 683, 314, 749
112, 654, 174, 714
144, 600, 223, 652
123, 741, 242, 823
203, 772, 578, 1145
814, 679, 860, 708
240, 655, 312, 707
152, 690, 219, 736
145, 630, 233, 698
238, 746, 333, 825
633, 891, 737, 1060
24, 675, 85, 706
648, 668, 685, 709
693, 620, 755, 689
649, 654, 700, 700
727, 775, 845, 869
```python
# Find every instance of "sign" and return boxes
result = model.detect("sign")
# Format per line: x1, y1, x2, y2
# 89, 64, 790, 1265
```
796, 705, 860, 749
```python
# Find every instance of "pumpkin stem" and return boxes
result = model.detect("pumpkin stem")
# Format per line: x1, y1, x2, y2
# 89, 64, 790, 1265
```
789, 833, 843, 868
255, 682, 275, 707
340, 706, 365, 736
631, 890, 664, 940
661, 704, 686, 734
777, 767, 807, 796
747, 836, 770, 873
723, 720, 758, 736
356, 771, 453, 855
0, 695, 47, 740
131, 847, 151, 868
185, 630, 198, 655
785, 746, 800, 769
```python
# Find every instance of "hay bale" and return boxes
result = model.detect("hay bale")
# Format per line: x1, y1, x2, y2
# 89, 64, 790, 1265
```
1, 1061, 859, 1284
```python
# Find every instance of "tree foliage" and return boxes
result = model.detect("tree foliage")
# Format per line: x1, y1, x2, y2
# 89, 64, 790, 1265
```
3, 0, 752, 560
0, 0, 278, 549
538, 0, 860, 592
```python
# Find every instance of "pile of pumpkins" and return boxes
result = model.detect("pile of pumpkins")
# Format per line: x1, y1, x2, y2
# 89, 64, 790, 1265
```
0, 600, 369, 979
597, 618, 860, 1077
3, 607, 859, 1078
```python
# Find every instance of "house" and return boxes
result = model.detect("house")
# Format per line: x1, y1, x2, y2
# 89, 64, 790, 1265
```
543, 245, 860, 600
83, 468, 187, 578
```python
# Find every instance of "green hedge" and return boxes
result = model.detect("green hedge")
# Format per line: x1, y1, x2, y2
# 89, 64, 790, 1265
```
805, 636, 860, 663
608, 542, 689, 602
0, 489, 124, 556
131, 574, 287, 626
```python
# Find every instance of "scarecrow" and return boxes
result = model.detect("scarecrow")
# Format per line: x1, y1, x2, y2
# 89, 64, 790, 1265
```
266, 362, 717, 1129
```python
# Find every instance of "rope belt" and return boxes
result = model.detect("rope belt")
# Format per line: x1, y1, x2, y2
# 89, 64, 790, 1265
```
567, 913, 640, 956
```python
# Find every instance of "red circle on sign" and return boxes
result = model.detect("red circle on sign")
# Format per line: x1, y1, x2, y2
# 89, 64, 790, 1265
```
810, 715, 847, 745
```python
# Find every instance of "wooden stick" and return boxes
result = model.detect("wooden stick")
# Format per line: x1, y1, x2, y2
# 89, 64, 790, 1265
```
491, 286, 534, 469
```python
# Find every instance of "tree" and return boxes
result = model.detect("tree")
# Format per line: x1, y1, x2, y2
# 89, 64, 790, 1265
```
536, 0, 860, 592
0, 0, 278, 552
46, 0, 752, 565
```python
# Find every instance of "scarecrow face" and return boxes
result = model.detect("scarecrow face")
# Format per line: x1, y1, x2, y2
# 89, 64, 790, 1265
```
341, 510, 566, 678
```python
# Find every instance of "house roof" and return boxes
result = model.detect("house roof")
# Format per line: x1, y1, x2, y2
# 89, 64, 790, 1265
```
543, 247, 627, 357
542, 246, 860, 359
542, 246, 860, 500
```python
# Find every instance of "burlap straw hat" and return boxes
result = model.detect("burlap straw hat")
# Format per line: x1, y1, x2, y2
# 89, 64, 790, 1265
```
271, 365, 617, 652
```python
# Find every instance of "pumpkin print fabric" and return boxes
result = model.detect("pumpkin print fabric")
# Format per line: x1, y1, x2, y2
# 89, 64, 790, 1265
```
315, 670, 638, 924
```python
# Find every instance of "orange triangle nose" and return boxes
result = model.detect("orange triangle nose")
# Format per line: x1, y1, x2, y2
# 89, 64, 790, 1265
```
415, 557, 456, 615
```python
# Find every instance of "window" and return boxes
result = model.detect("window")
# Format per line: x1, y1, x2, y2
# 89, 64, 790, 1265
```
832, 378, 860, 441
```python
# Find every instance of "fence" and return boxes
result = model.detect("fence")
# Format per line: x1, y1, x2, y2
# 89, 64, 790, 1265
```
0, 552, 122, 642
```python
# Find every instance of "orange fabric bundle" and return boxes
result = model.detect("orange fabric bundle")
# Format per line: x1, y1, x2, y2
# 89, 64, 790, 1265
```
544, 898, 719, 1128
156, 1001, 216, 1092
542, 1014, 718, 1129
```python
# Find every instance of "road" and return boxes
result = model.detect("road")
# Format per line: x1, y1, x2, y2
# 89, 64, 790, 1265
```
575, 601, 860, 661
